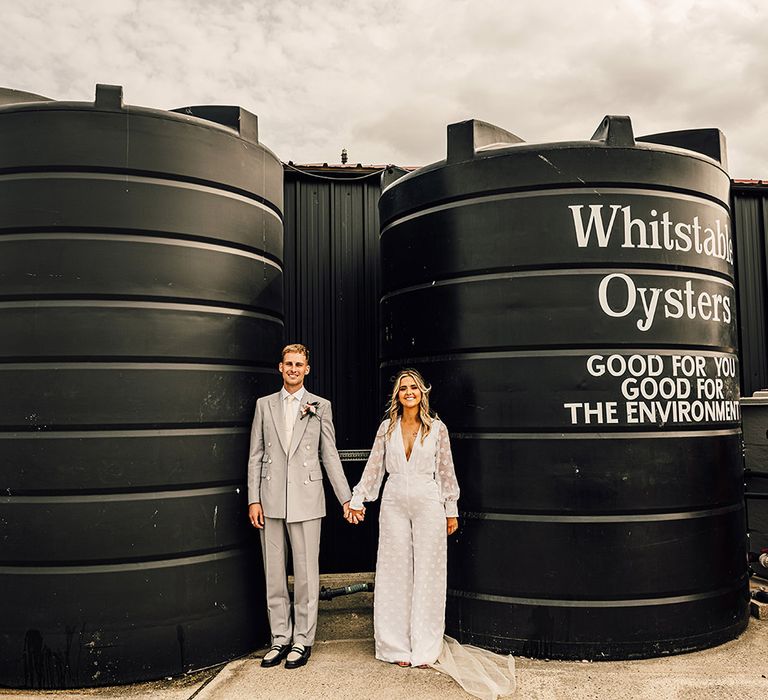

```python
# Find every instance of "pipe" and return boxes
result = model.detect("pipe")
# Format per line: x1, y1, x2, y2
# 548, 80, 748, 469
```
319, 582, 374, 601
747, 550, 768, 568
745, 470, 768, 479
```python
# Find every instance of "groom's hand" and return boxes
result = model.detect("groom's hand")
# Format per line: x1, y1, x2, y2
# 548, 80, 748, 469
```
348, 508, 365, 524
343, 501, 365, 525
249, 502, 264, 529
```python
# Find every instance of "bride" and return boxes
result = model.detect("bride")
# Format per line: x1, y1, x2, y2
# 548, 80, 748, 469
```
347, 368, 459, 666
347, 369, 515, 698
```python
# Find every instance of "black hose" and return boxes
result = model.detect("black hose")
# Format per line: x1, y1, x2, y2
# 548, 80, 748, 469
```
745, 470, 768, 479
319, 582, 374, 601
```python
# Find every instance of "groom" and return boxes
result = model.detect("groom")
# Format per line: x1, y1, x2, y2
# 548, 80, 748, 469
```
247, 343, 352, 669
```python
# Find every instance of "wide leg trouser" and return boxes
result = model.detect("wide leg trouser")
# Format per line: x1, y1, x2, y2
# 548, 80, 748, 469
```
260, 516, 322, 647
373, 474, 446, 666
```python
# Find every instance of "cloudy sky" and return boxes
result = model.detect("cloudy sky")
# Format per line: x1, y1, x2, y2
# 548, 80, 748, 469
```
2, 0, 766, 177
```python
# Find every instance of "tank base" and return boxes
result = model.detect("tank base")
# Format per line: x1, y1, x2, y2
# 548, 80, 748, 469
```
446, 583, 750, 661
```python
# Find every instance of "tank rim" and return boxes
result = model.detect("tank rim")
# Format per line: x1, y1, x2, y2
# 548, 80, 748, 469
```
0, 99, 281, 164
382, 138, 730, 195
0, 87, 54, 105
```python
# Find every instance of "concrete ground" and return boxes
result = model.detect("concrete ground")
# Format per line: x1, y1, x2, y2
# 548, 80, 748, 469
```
2, 574, 767, 700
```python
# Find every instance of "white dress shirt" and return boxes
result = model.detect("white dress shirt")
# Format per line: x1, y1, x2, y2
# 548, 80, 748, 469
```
280, 386, 306, 423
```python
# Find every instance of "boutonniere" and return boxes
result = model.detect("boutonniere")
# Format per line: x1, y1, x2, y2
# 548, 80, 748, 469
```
300, 401, 320, 420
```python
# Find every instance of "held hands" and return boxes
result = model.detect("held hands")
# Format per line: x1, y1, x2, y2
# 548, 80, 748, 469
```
447, 517, 459, 536
343, 500, 365, 525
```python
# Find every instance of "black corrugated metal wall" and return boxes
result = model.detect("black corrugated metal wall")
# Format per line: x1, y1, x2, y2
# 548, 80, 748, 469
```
732, 185, 768, 397
283, 165, 383, 572
732, 184, 768, 575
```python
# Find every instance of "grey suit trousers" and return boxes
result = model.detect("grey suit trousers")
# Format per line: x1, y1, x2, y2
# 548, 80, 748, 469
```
260, 516, 322, 647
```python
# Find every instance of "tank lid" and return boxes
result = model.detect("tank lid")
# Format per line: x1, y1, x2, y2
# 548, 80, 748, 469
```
170, 105, 259, 145
0, 84, 273, 152
383, 114, 730, 194
0, 87, 54, 106
447, 119, 524, 162
637, 128, 728, 170
436, 114, 729, 167
380, 114, 732, 225
94, 83, 124, 110
590, 114, 635, 147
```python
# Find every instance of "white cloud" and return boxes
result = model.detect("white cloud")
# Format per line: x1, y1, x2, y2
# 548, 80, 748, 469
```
0, 0, 766, 176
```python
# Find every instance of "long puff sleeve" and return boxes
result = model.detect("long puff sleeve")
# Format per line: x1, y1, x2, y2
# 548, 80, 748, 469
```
349, 420, 389, 510
436, 421, 460, 517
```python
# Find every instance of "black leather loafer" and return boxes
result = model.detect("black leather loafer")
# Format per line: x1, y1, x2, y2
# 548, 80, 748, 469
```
284, 644, 312, 669
260, 644, 291, 668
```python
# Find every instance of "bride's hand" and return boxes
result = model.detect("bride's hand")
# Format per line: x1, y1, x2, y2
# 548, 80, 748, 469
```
347, 507, 366, 525
446, 517, 459, 535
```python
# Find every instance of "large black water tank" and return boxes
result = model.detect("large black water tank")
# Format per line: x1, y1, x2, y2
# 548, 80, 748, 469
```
0, 85, 282, 687
379, 117, 748, 659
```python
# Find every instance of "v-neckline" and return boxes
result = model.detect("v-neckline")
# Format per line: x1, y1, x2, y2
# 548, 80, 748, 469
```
400, 418, 420, 462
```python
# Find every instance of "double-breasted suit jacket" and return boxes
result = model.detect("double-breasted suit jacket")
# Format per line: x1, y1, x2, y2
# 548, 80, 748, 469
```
247, 389, 351, 648
247, 390, 351, 522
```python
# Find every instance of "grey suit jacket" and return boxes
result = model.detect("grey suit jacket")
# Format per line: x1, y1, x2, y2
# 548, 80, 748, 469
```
247, 390, 352, 523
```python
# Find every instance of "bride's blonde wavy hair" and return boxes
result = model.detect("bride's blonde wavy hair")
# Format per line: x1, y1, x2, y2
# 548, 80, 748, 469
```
384, 368, 435, 443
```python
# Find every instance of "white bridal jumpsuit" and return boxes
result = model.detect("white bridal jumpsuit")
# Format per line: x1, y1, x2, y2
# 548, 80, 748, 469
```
350, 417, 460, 666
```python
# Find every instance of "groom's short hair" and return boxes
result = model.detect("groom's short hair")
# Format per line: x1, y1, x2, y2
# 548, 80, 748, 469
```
282, 343, 309, 363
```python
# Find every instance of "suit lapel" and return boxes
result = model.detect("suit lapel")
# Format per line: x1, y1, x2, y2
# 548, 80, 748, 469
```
288, 391, 313, 459
268, 393, 290, 454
